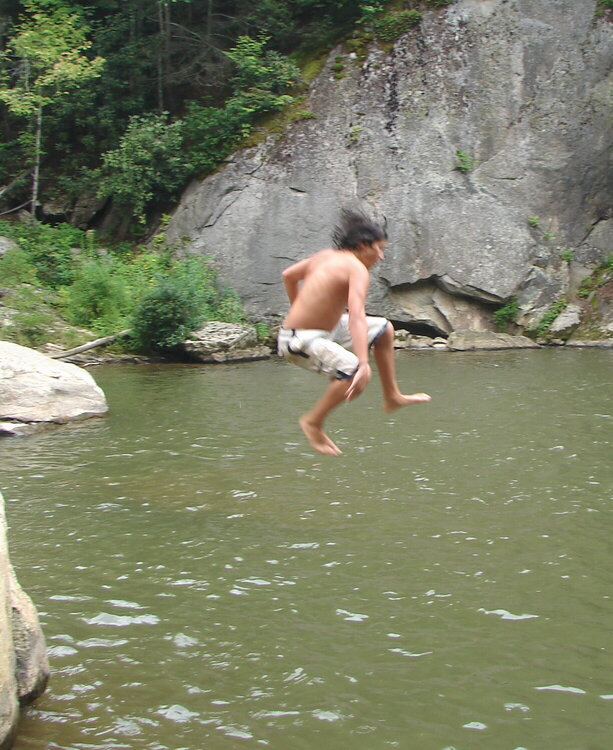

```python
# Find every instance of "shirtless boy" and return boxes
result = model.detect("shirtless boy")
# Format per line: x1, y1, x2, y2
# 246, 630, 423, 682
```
278, 209, 431, 456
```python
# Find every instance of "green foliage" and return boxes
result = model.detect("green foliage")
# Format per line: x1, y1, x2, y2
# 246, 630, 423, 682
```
532, 300, 566, 336
129, 256, 244, 351
373, 10, 422, 42
129, 278, 204, 351
455, 150, 476, 173
254, 322, 271, 342
0, 247, 39, 286
10, 309, 55, 347
184, 36, 299, 177
528, 216, 540, 228
97, 113, 189, 222
560, 250, 573, 262
0, 219, 83, 287
597, 0, 613, 8
58, 258, 131, 333
0, 1, 104, 119
577, 258, 613, 298
0, 218, 246, 349
493, 298, 519, 331
357, 2, 386, 26
226, 36, 300, 94
332, 56, 345, 79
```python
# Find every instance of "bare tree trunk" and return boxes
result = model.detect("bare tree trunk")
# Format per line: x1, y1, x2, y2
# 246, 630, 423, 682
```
157, 0, 164, 111
50, 330, 132, 360
31, 103, 42, 222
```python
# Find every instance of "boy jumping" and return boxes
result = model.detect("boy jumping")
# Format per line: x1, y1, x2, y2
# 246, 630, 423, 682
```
278, 209, 431, 456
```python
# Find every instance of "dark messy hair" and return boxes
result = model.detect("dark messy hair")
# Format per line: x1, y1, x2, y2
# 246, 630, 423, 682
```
331, 208, 388, 250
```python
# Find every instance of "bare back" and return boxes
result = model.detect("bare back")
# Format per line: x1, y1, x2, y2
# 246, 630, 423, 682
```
283, 249, 369, 331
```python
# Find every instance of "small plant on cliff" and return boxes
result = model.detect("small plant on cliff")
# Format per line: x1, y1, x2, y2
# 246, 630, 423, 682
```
528, 216, 540, 228
530, 299, 567, 337
560, 250, 574, 262
332, 56, 345, 79
455, 150, 476, 173
493, 298, 519, 331
577, 257, 613, 298
373, 10, 422, 42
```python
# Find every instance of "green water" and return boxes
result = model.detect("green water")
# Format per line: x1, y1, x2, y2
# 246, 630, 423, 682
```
1, 349, 612, 749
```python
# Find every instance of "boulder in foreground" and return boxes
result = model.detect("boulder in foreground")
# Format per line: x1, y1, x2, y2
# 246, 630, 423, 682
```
1, 492, 49, 747
0, 341, 108, 436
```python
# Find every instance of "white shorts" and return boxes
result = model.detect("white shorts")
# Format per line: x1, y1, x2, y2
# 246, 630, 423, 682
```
278, 314, 388, 380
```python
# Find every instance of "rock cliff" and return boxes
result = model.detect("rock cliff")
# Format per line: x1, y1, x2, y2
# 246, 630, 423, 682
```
0, 492, 49, 748
166, 0, 612, 336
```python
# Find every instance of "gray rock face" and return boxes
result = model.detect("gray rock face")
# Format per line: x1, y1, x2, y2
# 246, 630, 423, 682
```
179, 322, 271, 363
166, 0, 612, 333
548, 303, 582, 335
447, 329, 540, 350
1, 492, 49, 747
0, 237, 17, 258
0, 341, 108, 434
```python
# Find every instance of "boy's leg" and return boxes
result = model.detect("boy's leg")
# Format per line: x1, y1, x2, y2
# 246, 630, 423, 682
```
372, 322, 431, 411
300, 377, 351, 456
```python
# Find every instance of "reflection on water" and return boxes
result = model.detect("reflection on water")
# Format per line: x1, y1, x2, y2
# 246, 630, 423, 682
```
1, 349, 612, 749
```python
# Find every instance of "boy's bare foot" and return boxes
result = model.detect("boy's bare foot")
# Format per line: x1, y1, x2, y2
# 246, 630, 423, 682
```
384, 392, 431, 413
299, 416, 342, 456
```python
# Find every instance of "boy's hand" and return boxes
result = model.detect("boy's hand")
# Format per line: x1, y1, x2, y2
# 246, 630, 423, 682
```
345, 362, 372, 401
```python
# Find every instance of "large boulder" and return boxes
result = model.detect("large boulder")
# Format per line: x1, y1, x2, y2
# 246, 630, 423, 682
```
0, 341, 107, 436
0, 492, 49, 748
447, 329, 540, 351
165, 0, 612, 332
179, 322, 272, 363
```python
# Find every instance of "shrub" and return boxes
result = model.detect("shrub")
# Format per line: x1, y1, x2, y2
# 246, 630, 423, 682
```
493, 299, 519, 330
11, 310, 55, 347
129, 278, 205, 351
0, 247, 38, 286
59, 258, 131, 334
0, 219, 83, 288
129, 254, 245, 351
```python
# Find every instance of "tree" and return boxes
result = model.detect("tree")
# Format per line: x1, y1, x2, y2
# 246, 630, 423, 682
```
97, 112, 189, 223
0, 0, 104, 219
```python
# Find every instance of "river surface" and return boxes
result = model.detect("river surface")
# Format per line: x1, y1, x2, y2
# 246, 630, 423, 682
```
1, 349, 612, 750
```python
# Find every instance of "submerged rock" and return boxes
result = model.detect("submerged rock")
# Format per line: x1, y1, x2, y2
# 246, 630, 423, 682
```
0, 341, 107, 435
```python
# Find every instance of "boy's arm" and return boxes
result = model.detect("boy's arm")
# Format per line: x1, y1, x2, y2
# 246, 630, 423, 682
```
345, 264, 372, 400
281, 257, 311, 304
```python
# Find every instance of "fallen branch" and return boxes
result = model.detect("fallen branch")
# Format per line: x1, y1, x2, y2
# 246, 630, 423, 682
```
50, 329, 132, 359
